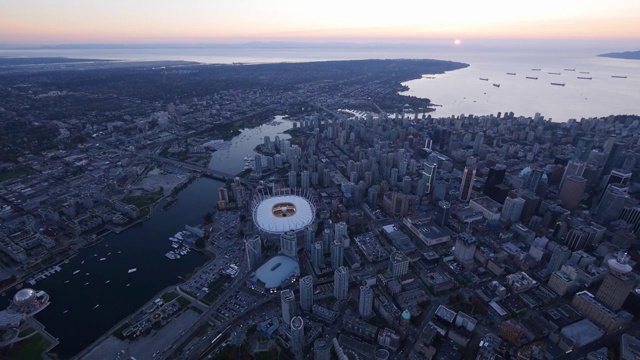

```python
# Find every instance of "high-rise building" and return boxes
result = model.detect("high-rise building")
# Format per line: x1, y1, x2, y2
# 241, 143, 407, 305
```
245, 235, 262, 270
281, 289, 296, 325
421, 162, 437, 194
322, 228, 333, 254
304, 225, 315, 252
619, 206, 640, 235
334, 222, 348, 244
301, 170, 310, 191
254, 154, 263, 173
598, 184, 634, 224
280, 230, 298, 258
314, 338, 331, 360
218, 187, 229, 203
435, 200, 451, 228
484, 164, 507, 202
299, 275, 314, 312
311, 241, 323, 269
331, 239, 344, 270
453, 232, 477, 269
602, 142, 624, 178
459, 164, 476, 201
501, 196, 525, 223
559, 175, 587, 211
546, 243, 571, 273
596, 254, 636, 311
559, 160, 585, 190
358, 285, 374, 318
390, 168, 399, 188
573, 137, 593, 162
333, 266, 350, 301
288, 170, 297, 189
290, 316, 305, 359
564, 227, 591, 251
388, 251, 409, 277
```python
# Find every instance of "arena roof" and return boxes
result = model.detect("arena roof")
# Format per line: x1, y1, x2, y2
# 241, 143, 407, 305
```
252, 255, 300, 289
253, 195, 315, 234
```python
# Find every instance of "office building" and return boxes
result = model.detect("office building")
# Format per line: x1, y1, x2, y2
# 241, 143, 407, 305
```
596, 254, 636, 311
299, 275, 314, 312
289, 170, 297, 188
619, 206, 640, 235
334, 266, 350, 301
281, 289, 296, 325
547, 244, 571, 273
311, 241, 323, 269
435, 200, 451, 227
359, 285, 374, 318
421, 162, 437, 194
559, 160, 585, 189
314, 338, 331, 360
454, 232, 477, 269
334, 222, 348, 246
459, 164, 476, 201
501, 196, 525, 223
559, 175, 587, 211
304, 225, 315, 252
388, 251, 410, 277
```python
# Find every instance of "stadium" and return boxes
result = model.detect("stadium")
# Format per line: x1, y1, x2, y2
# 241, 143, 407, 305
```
251, 188, 316, 239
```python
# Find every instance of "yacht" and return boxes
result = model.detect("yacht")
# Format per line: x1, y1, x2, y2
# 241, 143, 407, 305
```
93, 304, 100, 309
492, 83, 500, 87
526, 76, 538, 80
99, 258, 106, 261
531, 68, 541, 71
548, 72, 561, 75
73, 270, 80, 275
577, 77, 592, 80
105, 280, 110, 284
564, 68, 575, 71
64, 280, 70, 284
612, 75, 628, 79
128, 268, 137, 274
126, 283, 131, 287
479, 78, 489, 81
506, 72, 516, 75
551, 82, 565, 86
63, 310, 68, 314
84, 282, 89, 285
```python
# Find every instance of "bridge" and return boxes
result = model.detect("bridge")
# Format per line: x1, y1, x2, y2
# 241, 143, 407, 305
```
145, 155, 255, 188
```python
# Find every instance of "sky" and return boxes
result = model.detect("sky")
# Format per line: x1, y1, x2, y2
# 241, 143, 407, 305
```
1, 0, 639, 45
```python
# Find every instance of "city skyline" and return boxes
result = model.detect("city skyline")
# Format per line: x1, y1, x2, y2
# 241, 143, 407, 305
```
1, 0, 639, 45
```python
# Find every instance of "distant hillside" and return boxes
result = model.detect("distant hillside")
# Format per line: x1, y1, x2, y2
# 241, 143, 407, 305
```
598, 50, 640, 60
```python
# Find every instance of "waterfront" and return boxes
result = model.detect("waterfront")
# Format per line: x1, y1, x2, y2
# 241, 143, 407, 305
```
207, 115, 293, 175
21, 177, 220, 358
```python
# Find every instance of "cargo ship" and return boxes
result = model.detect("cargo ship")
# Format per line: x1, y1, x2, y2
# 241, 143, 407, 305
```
479, 78, 489, 81
526, 76, 538, 80
506, 72, 516, 75
548, 72, 561, 75
612, 75, 628, 79
551, 82, 565, 86
493, 83, 500, 87
577, 77, 592, 80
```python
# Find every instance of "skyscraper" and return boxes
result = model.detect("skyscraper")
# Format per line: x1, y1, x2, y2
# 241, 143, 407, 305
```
331, 239, 344, 270
304, 225, 315, 252
289, 170, 297, 188
281, 289, 296, 325
280, 230, 298, 258
290, 316, 305, 360
559, 160, 585, 190
421, 162, 437, 195
501, 196, 525, 223
359, 285, 373, 318
254, 154, 263, 173
314, 338, 331, 360
245, 235, 262, 270
311, 241, 323, 269
299, 275, 314, 312
546, 244, 571, 273
559, 175, 587, 211
301, 170, 310, 191
453, 232, 477, 269
596, 254, 636, 311
435, 200, 451, 228
334, 266, 350, 301
322, 228, 333, 254
459, 164, 476, 201
334, 222, 348, 244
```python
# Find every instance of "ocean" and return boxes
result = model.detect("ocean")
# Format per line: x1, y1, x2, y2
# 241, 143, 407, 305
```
1, 44, 639, 122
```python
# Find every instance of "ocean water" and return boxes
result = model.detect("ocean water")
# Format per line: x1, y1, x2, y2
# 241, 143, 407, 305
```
1, 45, 638, 121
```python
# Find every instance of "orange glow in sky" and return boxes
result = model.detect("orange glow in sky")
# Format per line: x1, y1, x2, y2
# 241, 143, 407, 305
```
0, 0, 639, 44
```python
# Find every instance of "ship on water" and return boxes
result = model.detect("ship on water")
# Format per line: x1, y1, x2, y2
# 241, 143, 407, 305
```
479, 78, 489, 81
548, 72, 561, 75
532, 68, 541, 71
577, 77, 592, 80
612, 75, 628, 79
506, 72, 516, 75
551, 82, 565, 86
564, 69, 575, 71
526, 76, 538, 80
493, 83, 500, 87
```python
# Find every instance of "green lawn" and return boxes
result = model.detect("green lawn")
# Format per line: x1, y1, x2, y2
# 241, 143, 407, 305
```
176, 296, 190, 308
161, 291, 179, 303
122, 191, 163, 209
9, 334, 51, 360
0, 168, 29, 182
18, 327, 36, 337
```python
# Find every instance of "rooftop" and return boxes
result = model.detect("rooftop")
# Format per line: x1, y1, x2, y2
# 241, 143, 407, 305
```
252, 194, 315, 234
251, 255, 299, 289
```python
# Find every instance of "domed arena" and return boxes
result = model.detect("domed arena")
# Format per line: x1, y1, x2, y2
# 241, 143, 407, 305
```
251, 188, 315, 237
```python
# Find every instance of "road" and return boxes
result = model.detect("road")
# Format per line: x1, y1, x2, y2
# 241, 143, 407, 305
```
144, 155, 255, 188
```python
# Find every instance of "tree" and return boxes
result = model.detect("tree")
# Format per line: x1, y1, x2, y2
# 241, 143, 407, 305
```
203, 212, 213, 224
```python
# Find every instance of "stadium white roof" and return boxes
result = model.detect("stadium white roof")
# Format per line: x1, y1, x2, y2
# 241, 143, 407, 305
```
253, 195, 315, 234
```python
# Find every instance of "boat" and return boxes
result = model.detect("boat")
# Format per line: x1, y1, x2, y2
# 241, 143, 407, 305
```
548, 72, 561, 75
85, 273, 90, 276
532, 68, 541, 71
64, 280, 70, 284
118, 251, 122, 254
105, 280, 110, 284
506, 72, 516, 75
81, 260, 85, 264
493, 83, 500, 87
612, 75, 627, 79
172, 242, 179, 248
551, 82, 565, 86
579, 71, 590, 74
564, 69, 575, 71
107, 252, 111, 255
128, 268, 137, 274
84, 282, 89, 285
99, 258, 106, 261
169, 237, 178, 242
73, 270, 80, 275
63, 310, 68, 314
577, 77, 592, 80
126, 283, 131, 287
93, 304, 100, 309
165, 252, 177, 260
526, 76, 538, 80
479, 78, 489, 81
